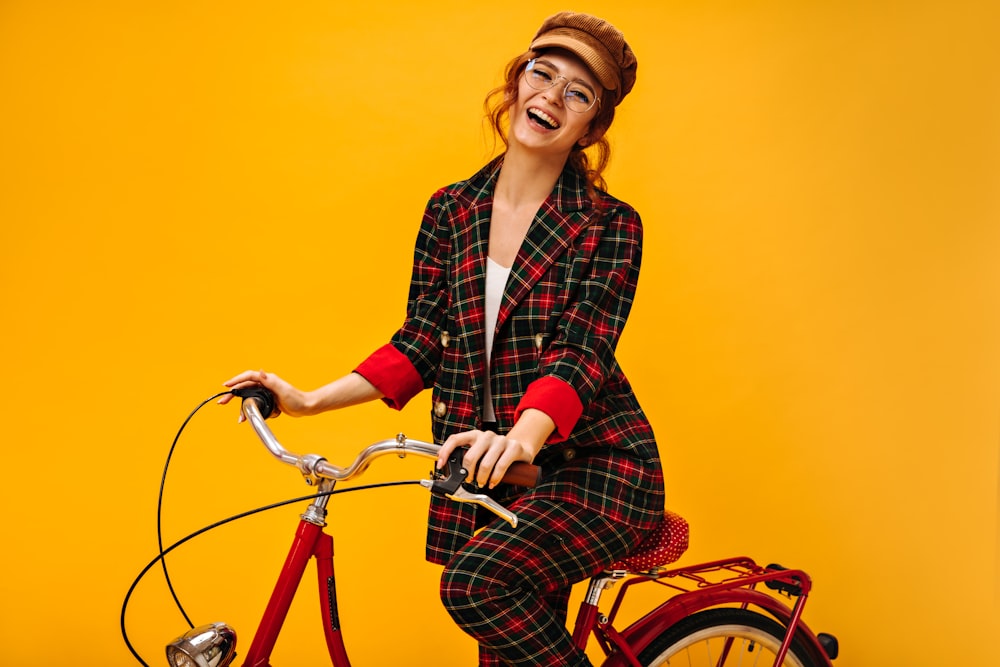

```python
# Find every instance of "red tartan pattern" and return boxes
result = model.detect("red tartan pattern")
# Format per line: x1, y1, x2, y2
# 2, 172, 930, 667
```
442, 498, 644, 666
354, 156, 665, 564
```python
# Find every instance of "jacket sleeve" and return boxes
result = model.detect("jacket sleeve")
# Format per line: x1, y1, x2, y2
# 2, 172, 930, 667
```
514, 203, 642, 441
354, 191, 452, 410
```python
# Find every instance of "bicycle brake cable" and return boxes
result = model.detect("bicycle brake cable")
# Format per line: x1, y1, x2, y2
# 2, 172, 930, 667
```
156, 391, 232, 629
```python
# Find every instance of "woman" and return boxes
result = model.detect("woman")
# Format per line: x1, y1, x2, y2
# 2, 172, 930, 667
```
223, 11, 664, 666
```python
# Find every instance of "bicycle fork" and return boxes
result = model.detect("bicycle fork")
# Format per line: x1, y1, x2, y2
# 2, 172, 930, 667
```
242, 479, 350, 667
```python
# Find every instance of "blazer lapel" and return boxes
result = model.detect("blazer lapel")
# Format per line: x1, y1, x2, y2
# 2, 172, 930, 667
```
496, 170, 592, 332
449, 164, 498, 406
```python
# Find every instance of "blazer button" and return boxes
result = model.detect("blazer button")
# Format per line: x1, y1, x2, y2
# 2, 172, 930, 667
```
534, 333, 544, 350
562, 448, 577, 461
434, 401, 447, 417
440, 331, 451, 348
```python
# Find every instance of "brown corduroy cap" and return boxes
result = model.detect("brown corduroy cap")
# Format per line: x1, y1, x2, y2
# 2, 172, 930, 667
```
528, 11, 637, 105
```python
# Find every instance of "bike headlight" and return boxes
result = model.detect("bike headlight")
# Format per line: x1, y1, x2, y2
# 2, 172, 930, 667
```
165, 623, 236, 667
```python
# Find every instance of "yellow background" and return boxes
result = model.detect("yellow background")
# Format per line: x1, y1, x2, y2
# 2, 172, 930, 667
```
1, 1, 997, 665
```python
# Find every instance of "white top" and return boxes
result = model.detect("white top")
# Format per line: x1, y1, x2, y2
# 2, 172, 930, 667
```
483, 256, 512, 422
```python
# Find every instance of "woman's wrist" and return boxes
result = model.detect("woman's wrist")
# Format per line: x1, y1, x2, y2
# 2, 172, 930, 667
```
507, 407, 556, 458
299, 389, 321, 416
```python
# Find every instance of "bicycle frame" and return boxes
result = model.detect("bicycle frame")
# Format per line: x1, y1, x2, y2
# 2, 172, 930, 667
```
158, 393, 834, 667
236, 501, 831, 667
240, 479, 350, 667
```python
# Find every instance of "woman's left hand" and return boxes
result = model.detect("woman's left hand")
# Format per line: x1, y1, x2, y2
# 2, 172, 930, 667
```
437, 429, 540, 489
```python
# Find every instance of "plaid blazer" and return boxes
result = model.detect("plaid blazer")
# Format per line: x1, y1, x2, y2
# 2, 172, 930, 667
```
355, 156, 665, 564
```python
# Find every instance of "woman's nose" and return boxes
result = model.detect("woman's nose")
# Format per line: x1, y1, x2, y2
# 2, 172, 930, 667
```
542, 83, 565, 107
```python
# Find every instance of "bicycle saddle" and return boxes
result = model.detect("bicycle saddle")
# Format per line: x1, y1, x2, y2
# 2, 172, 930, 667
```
607, 510, 689, 572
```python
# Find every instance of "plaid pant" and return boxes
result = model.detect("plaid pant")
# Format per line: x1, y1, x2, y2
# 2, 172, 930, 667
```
440, 497, 644, 666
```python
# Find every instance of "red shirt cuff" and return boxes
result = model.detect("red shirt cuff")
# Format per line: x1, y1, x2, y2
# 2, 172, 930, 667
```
514, 376, 583, 443
354, 343, 425, 410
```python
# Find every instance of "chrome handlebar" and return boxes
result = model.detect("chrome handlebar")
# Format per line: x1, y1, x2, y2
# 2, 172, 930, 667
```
240, 396, 521, 526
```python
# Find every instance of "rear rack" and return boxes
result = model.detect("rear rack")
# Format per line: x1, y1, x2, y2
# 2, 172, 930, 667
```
651, 557, 810, 596
603, 557, 814, 630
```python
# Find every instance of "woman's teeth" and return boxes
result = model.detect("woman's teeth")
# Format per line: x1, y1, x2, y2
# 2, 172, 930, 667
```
528, 108, 560, 129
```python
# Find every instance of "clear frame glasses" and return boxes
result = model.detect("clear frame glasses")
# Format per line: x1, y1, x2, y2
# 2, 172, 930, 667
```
523, 59, 600, 113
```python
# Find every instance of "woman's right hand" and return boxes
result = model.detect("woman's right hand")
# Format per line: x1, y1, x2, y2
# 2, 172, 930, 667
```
218, 369, 315, 420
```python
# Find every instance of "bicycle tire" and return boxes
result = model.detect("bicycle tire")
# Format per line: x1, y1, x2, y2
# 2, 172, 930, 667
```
636, 607, 822, 667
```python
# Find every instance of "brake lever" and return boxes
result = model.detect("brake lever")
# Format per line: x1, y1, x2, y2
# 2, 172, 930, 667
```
418, 448, 518, 528
444, 487, 518, 528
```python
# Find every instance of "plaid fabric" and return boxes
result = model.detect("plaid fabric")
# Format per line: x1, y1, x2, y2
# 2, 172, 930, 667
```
441, 497, 645, 666
354, 155, 665, 564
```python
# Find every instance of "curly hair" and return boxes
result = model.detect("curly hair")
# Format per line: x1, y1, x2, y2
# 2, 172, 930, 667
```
483, 50, 618, 198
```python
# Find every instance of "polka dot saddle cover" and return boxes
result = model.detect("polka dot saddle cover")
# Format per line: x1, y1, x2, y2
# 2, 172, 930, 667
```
608, 510, 689, 573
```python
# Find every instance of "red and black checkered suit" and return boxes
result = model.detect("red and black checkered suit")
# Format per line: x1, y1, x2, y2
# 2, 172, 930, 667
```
355, 156, 665, 663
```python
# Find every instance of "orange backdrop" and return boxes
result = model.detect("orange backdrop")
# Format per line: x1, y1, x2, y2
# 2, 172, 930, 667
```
1, 1, 998, 664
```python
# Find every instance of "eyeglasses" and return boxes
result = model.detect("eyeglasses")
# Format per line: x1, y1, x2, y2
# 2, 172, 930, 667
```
523, 59, 600, 113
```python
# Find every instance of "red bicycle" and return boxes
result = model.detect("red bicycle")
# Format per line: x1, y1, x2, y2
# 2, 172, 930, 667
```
123, 388, 839, 666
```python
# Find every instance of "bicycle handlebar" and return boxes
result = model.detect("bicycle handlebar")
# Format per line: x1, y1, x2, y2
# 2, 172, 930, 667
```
238, 391, 541, 526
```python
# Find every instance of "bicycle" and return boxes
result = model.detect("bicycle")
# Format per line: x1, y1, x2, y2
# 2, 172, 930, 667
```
123, 387, 840, 666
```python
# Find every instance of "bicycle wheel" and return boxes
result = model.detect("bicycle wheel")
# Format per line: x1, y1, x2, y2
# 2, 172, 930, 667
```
637, 607, 822, 667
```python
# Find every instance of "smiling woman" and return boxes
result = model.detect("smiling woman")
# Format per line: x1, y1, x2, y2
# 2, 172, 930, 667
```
221, 10, 661, 667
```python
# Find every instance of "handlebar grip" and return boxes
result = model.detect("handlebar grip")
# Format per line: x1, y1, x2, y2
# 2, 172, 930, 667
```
232, 386, 278, 419
503, 462, 542, 488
